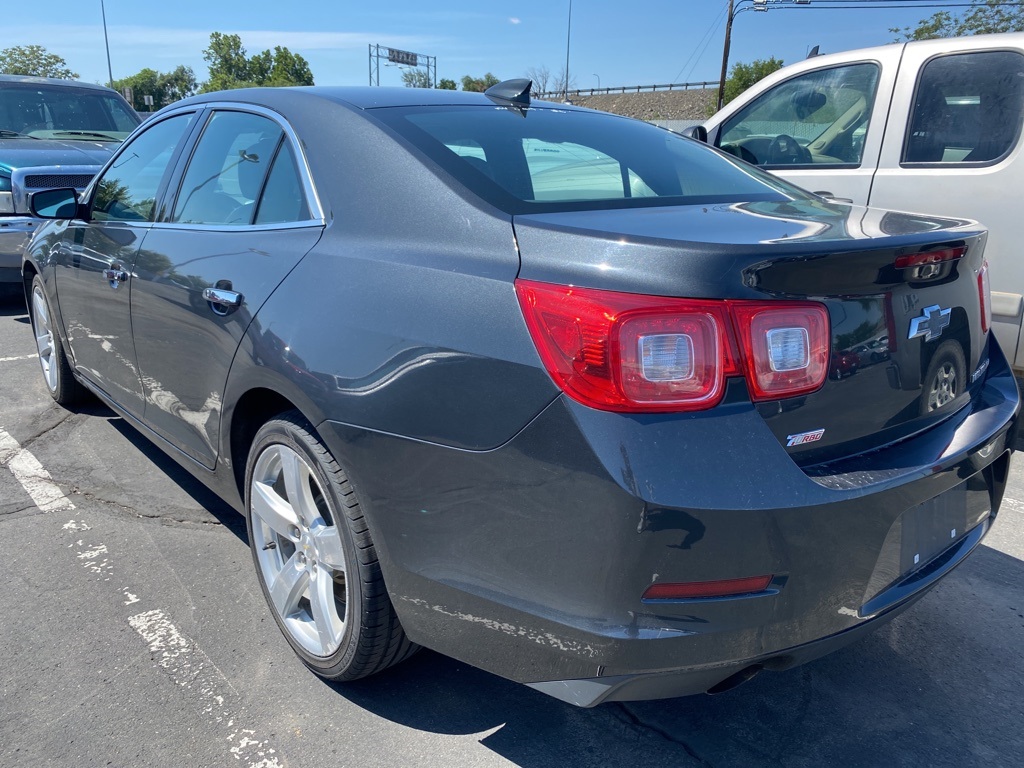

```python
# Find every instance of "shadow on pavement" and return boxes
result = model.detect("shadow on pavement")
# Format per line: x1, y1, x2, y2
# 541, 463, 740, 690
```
105, 414, 248, 543
0, 287, 28, 319
318, 544, 1024, 767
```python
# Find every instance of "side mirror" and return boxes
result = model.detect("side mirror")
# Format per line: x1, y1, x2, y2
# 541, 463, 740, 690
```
30, 188, 80, 219
681, 125, 708, 143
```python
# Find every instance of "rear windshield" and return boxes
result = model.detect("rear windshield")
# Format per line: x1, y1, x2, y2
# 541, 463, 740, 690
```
0, 83, 139, 140
371, 104, 808, 214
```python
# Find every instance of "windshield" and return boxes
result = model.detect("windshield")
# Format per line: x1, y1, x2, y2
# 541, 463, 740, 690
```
371, 104, 811, 214
0, 83, 139, 141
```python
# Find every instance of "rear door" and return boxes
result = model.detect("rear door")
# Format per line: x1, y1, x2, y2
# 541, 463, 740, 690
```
868, 41, 1024, 367
710, 49, 903, 203
130, 107, 324, 468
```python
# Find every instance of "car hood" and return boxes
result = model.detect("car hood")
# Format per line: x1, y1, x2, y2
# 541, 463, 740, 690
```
0, 138, 118, 173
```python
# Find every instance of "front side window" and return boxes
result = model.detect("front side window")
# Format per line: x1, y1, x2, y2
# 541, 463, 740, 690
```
903, 51, 1024, 165
92, 113, 195, 222
718, 63, 880, 168
172, 111, 284, 225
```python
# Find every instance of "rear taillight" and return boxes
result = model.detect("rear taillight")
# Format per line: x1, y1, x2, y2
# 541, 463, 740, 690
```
731, 303, 830, 400
515, 280, 829, 413
978, 260, 991, 334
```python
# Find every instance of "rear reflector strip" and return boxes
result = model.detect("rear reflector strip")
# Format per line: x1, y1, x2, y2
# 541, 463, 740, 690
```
642, 575, 774, 601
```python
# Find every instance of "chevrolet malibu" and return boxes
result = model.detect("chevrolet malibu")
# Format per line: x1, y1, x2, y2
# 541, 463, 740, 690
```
21, 81, 1018, 706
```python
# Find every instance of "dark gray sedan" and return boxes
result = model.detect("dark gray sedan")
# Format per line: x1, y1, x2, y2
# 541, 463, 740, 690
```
21, 81, 1018, 706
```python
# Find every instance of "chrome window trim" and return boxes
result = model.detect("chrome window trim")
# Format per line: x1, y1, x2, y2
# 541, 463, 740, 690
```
157, 101, 326, 227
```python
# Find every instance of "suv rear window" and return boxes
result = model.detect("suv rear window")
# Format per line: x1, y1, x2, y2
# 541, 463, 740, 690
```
372, 105, 805, 214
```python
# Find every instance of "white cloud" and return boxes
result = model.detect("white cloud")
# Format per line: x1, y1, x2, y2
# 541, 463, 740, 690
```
509, 17, 521, 25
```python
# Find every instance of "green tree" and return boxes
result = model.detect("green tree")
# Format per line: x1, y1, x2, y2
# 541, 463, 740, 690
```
460, 73, 500, 92
892, 0, 1024, 40
200, 33, 313, 92
722, 57, 784, 106
438, 78, 457, 90
0, 45, 78, 79
401, 69, 432, 88
113, 65, 197, 111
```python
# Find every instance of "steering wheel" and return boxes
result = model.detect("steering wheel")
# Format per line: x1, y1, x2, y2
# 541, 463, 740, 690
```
767, 134, 812, 165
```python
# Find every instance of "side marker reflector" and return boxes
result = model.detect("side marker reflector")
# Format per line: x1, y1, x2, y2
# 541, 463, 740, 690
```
642, 575, 774, 601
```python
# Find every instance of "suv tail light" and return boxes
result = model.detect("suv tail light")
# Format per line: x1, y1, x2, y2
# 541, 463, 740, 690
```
515, 280, 830, 413
978, 260, 991, 334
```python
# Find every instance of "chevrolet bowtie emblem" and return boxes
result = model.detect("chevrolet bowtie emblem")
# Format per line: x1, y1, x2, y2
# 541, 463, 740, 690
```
908, 304, 951, 342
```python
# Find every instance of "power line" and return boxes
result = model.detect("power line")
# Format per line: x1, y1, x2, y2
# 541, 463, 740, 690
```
674, 4, 729, 83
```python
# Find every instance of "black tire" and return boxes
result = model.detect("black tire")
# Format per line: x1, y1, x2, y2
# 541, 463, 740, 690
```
28, 275, 89, 407
244, 411, 418, 680
920, 340, 966, 415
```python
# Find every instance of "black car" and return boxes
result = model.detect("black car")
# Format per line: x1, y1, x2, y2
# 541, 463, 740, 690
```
21, 81, 1018, 706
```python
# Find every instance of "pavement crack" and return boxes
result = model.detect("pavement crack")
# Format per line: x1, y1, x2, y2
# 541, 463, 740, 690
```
16, 410, 77, 453
611, 703, 715, 766
68, 487, 223, 527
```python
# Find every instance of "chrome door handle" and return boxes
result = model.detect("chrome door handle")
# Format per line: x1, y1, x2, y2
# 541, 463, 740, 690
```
203, 287, 243, 315
103, 267, 128, 287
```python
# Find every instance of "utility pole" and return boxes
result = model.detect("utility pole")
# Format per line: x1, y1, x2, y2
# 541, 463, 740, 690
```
716, 0, 735, 112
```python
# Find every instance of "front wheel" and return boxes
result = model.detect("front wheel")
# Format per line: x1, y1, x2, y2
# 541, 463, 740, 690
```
29, 275, 88, 406
244, 411, 417, 680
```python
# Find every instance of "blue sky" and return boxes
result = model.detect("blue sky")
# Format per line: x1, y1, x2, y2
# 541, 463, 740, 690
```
6, 1, 957, 89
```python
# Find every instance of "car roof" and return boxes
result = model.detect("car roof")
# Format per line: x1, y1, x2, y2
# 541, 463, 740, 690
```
175, 85, 588, 112
0, 73, 120, 93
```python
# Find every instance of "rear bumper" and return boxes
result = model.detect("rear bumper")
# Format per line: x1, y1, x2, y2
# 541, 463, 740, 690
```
317, 338, 1019, 705
0, 216, 40, 282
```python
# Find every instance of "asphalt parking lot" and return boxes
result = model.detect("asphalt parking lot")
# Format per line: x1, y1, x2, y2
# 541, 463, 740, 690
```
1, 287, 1023, 768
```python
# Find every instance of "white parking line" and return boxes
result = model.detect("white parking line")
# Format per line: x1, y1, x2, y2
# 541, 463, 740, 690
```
129, 609, 283, 768
0, 354, 37, 363
0, 427, 75, 512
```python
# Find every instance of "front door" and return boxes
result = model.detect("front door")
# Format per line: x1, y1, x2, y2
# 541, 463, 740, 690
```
56, 112, 198, 415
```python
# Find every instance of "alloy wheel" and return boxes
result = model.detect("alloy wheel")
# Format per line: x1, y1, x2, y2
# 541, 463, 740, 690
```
249, 443, 349, 657
31, 284, 58, 393
927, 361, 959, 411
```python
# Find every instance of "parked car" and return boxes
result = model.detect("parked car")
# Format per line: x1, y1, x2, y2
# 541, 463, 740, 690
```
21, 82, 1018, 707
0, 74, 140, 287
699, 32, 1024, 371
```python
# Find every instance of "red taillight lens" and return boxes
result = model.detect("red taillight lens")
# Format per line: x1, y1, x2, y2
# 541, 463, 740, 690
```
730, 303, 830, 400
515, 280, 737, 412
894, 245, 966, 269
978, 260, 991, 334
515, 280, 829, 413
642, 575, 774, 600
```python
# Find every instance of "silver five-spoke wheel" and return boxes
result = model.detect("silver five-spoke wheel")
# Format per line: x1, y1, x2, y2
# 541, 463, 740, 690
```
927, 361, 959, 411
250, 443, 349, 657
31, 283, 58, 393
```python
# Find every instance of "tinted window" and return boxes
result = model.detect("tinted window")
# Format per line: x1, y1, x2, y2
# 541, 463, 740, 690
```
92, 113, 195, 222
718, 63, 880, 167
255, 142, 311, 224
903, 51, 1024, 165
173, 111, 284, 225
0, 83, 139, 139
375, 106, 803, 214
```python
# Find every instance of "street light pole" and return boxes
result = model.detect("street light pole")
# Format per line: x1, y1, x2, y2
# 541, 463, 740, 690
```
593, 73, 601, 90
100, 0, 114, 88
564, 0, 573, 101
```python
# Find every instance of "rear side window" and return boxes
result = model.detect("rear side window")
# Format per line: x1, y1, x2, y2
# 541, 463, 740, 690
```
718, 63, 880, 167
172, 111, 284, 225
903, 51, 1024, 165
254, 142, 311, 224
376, 106, 804, 214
